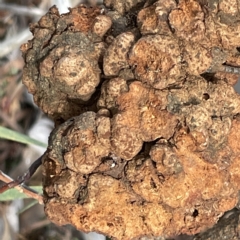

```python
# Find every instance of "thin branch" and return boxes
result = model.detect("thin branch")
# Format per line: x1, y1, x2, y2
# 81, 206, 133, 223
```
0, 3, 45, 18
0, 156, 44, 204
0, 29, 32, 58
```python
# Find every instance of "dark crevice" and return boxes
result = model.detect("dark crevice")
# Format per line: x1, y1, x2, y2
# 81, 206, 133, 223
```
192, 209, 199, 217
203, 93, 210, 100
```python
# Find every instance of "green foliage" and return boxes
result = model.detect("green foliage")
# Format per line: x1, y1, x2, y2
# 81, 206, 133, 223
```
0, 126, 47, 147
0, 126, 46, 205
0, 186, 42, 201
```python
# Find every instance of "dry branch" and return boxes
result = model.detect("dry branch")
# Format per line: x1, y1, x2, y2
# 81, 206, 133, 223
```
0, 166, 43, 205
0, 3, 45, 17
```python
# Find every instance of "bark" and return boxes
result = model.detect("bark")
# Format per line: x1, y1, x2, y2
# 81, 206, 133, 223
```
21, 0, 240, 239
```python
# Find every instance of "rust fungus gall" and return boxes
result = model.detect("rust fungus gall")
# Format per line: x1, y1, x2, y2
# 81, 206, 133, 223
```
21, 2, 240, 240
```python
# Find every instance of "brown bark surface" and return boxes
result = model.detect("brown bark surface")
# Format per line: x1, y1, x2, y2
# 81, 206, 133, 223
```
21, 0, 240, 239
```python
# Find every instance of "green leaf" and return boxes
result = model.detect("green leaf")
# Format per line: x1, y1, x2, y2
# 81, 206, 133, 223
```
0, 186, 42, 201
0, 126, 47, 148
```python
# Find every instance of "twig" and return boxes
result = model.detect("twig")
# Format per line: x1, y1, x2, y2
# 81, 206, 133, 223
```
0, 3, 45, 18
0, 29, 32, 58
0, 156, 44, 204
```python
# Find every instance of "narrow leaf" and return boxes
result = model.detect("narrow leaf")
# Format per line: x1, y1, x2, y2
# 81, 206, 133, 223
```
0, 186, 42, 201
0, 126, 47, 147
